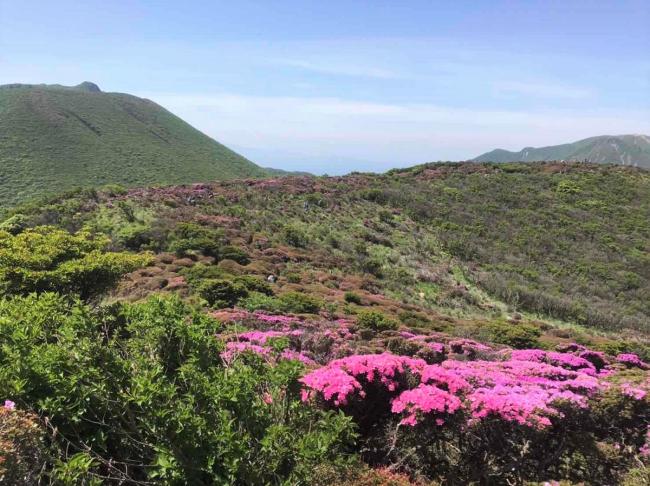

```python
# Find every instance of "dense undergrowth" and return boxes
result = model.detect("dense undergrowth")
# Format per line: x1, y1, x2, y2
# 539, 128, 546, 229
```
1, 162, 649, 484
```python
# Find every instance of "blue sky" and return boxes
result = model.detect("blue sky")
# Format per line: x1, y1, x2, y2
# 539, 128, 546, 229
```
1, 0, 649, 173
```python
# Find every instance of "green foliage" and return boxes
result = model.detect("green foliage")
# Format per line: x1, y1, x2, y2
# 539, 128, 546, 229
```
480, 321, 542, 349
344, 291, 363, 305
283, 224, 310, 248
233, 275, 274, 295
220, 245, 250, 265
197, 279, 248, 308
356, 310, 398, 332
0, 83, 266, 208
168, 222, 223, 257
278, 292, 323, 314
239, 291, 323, 315
0, 226, 150, 300
0, 294, 357, 483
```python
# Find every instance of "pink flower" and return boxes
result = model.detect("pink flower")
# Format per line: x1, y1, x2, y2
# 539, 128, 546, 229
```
3, 399, 15, 410
616, 353, 648, 369
262, 392, 273, 405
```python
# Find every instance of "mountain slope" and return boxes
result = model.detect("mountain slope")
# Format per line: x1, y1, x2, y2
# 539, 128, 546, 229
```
474, 134, 650, 168
0, 82, 266, 207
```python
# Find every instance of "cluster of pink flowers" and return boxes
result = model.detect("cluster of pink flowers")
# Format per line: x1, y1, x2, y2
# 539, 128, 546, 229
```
300, 353, 426, 405
510, 349, 597, 375
616, 353, 648, 369
620, 382, 647, 401
300, 351, 611, 429
449, 339, 491, 356
3, 399, 15, 410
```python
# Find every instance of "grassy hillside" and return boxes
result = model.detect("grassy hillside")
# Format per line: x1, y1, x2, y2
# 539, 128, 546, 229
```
1, 161, 649, 484
474, 134, 650, 168
10, 161, 650, 338
0, 82, 266, 207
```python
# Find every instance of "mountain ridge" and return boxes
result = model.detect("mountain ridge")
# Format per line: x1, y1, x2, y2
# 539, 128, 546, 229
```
473, 134, 650, 168
0, 82, 267, 207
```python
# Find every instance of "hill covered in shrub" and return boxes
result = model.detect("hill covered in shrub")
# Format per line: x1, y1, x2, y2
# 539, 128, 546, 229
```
0, 82, 266, 207
1, 161, 649, 484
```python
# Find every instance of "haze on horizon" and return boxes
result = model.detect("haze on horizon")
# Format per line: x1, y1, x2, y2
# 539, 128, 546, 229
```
1, 0, 649, 174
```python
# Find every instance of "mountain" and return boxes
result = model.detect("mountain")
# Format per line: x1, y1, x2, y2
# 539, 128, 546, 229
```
474, 134, 650, 168
0, 82, 266, 207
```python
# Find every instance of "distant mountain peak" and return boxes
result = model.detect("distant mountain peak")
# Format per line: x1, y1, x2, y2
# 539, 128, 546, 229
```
76, 81, 101, 92
474, 134, 650, 169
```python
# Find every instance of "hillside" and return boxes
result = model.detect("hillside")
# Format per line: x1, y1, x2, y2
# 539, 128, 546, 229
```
0, 82, 266, 207
474, 134, 650, 168
2, 161, 649, 484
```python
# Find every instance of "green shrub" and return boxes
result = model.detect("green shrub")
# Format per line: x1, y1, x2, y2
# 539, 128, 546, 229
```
0, 294, 357, 484
0, 226, 150, 300
219, 245, 251, 265
279, 292, 323, 314
180, 263, 229, 286
344, 291, 363, 305
197, 279, 248, 308
167, 222, 223, 257
239, 292, 284, 313
356, 310, 398, 332
481, 321, 542, 349
234, 275, 274, 295
0, 213, 28, 235
283, 224, 309, 248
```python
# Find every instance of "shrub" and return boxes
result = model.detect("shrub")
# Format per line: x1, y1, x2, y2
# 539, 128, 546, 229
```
0, 226, 150, 300
239, 292, 284, 313
0, 405, 48, 485
0, 294, 357, 484
0, 213, 28, 235
356, 310, 398, 332
481, 321, 542, 349
279, 292, 323, 314
219, 245, 251, 265
234, 275, 274, 295
197, 279, 248, 308
344, 291, 363, 305
283, 224, 309, 248
167, 222, 223, 257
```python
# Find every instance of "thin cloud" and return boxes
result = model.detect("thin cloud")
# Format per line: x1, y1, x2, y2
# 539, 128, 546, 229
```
273, 58, 405, 79
495, 81, 594, 99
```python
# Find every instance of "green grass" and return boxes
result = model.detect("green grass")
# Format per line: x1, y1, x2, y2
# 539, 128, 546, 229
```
0, 83, 266, 207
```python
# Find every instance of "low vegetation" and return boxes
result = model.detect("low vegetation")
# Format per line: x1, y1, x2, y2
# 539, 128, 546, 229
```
1, 162, 648, 484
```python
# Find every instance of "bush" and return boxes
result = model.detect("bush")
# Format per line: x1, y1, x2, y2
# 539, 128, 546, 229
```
279, 292, 323, 314
198, 279, 248, 308
356, 310, 398, 332
168, 222, 223, 257
0, 226, 150, 300
234, 275, 274, 295
344, 291, 363, 305
283, 224, 310, 248
0, 294, 357, 483
220, 245, 251, 265
0, 406, 48, 485
481, 321, 542, 349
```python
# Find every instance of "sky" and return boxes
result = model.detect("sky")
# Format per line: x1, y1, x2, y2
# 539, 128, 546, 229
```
1, 0, 649, 174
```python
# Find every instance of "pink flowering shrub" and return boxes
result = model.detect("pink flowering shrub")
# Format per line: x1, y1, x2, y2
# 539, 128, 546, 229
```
616, 353, 648, 369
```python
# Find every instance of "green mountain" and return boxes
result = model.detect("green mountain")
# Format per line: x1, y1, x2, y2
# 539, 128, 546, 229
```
0, 82, 266, 207
474, 134, 650, 168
